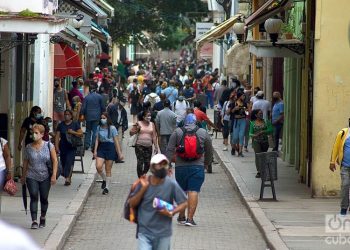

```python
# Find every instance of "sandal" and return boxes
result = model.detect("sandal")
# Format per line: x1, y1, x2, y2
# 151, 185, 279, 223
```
31, 221, 38, 229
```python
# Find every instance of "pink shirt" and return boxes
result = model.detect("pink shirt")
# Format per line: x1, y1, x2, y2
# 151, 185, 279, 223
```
136, 121, 155, 147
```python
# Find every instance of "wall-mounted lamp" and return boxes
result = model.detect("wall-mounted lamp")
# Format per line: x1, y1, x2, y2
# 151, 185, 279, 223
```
264, 17, 283, 45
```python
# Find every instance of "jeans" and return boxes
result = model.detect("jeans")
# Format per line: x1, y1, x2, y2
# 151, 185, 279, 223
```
60, 147, 76, 178
232, 119, 247, 146
205, 90, 214, 109
135, 145, 153, 177
244, 119, 250, 148
252, 140, 269, 172
26, 177, 51, 221
138, 233, 171, 250
159, 135, 171, 154
85, 120, 99, 149
340, 167, 350, 209
273, 123, 283, 151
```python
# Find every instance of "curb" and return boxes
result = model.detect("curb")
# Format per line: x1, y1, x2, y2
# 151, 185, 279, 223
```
43, 160, 97, 250
213, 146, 289, 250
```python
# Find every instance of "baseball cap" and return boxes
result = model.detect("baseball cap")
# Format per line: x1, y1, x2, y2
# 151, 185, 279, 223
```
150, 154, 169, 165
256, 91, 264, 97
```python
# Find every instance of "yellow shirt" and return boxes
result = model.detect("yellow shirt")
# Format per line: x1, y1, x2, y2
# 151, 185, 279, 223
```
330, 128, 349, 166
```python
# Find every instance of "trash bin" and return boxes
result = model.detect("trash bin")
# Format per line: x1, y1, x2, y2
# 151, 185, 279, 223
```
256, 152, 278, 181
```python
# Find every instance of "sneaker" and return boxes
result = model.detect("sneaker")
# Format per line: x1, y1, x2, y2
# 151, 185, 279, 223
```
231, 148, 235, 156
185, 219, 197, 227
244, 147, 249, 152
255, 172, 261, 178
238, 152, 244, 157
101, 180, 106, 189
340, 208, 347, 215
102, 188, 109, 195
223, 147, 228, 151
31, 222, 38, 229
177, 216, 186, 225
39, 217, 46, 228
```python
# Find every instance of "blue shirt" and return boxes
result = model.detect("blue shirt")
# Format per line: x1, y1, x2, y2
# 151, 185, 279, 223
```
342, 136, 350, 167
183, 87, 195, 99
272, 101, 284, 123
81, 92, 105, 121
97, 125, 118, 143
162, 87, 178, 104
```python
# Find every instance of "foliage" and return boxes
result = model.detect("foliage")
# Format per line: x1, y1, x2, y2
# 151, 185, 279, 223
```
282, 11, 295, 34
18, 9, 39, 18
106, 0, 207, 49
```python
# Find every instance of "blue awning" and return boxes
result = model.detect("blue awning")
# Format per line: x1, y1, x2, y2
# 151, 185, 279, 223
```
82, 0, 108, 18
91, 21, 111, 45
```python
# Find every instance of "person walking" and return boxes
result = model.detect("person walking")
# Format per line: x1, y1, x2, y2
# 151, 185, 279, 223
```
129, 81, 142, 124
162, 80, 178, 105
55, 110, 83, 186
252, 91, 271, 120
182, 80, 196, 107
130, 110, 160, 178
129, 154, 187, 249
107, 98, 128, 142
68, 80, 84, 107
0, 136, 12, 212
221, 92, 235, 151
94, 113, 124, 195
330, 123, 350, 215
80, 88, 105, 151
271, 92, 284, 152
155, 100, 177, 154
72, 96, 82, 122
21, 124, 58, 229
173, 96, 190, 126
249, 109, 273, 178
214, 80, 227, 106
18, 106, 46, 151
231, 92, 248, 157
165, 113, 213, 226
53, 79, 71, 131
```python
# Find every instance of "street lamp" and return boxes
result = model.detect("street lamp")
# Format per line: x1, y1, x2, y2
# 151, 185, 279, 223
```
232, 20, 245, 43
264, 17, 283, 45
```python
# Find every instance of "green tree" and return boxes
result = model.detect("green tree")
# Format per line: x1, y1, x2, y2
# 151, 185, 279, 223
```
106, 0, 207, 49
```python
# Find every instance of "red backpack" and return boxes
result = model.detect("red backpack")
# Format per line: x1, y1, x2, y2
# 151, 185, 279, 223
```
176, 127, 204, 161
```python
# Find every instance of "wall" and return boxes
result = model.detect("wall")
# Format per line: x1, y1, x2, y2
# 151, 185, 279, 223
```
312, 0, 350, 196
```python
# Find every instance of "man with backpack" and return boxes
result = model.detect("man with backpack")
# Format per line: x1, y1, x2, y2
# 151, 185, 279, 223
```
173, 95, 189, 126
165, 113, 213, 226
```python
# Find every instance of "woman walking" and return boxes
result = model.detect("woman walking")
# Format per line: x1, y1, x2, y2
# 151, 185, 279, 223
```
0, 136, 12, 212
55, 109, 83, 186
129, 81, 141, 123
93, 112, 124, 195
21, 124, 58, 229
130, 110, 159, 177
231, 92, 248, 157
249, 109, 273, 178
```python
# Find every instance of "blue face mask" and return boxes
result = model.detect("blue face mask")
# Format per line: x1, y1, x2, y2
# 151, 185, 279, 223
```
101, 118, 107, 125
35, 114, 43, 120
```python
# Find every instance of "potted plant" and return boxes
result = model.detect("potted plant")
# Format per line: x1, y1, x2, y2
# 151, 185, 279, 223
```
281, 23, 294, 39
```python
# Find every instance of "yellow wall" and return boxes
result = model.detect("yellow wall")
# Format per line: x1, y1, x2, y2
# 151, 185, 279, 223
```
312, 0, 350, 196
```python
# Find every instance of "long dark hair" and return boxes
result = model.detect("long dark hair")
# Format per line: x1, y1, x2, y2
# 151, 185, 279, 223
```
30, 106, 41, 118
137, 110, 150, 121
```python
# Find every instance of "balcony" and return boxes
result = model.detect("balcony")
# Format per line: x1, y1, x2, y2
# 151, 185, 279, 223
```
0, 0, 58, 15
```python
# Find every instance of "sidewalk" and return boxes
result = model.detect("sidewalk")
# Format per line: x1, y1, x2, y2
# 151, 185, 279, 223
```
0, 151, 96, 250
212, 135, 347, 250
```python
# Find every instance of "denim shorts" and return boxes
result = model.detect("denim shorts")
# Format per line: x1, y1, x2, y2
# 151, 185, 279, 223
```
97, 142, 117, 161
175, 166, 205, 192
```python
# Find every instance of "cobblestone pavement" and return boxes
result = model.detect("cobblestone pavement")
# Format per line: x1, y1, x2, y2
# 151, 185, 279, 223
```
63, 138, 268, 250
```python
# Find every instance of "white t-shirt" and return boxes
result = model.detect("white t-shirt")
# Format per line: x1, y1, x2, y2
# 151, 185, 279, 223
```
173, 100, 189, 123
252, 99, 271, 120
0, 138, 8, 171
250, 96, 258, 104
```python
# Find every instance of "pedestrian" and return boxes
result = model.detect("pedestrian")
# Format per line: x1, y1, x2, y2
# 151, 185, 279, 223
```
249, 109, 273, 178
55, 109, 83, 186
18, 106, 46, 151
250, 86, 261, 105
193, 100, 216, 129
68, 80, 84, 107
94, 112, 124, 195
153, 93, 166, 112
129, 81, 142, 123
21, 124, 58, 229
221, 92, 235, 151
130, 110, 160, 177
0, 136, 12, 211
72, 96, 82, 122
129, 154, 187, 249
252, 91, 271, 120
80, 87, 105, 151
165, 113, 213, 226
53, 78, 71, 131
182, 80, 196, 107
214, 80, 227, 106
330, 122, 350, 215
107, 97, 128, 142
173, 96, 190, 126
162, 80, 178, 104
271, 92, 284, 152
231, 92, 248, 157
155, 100, 177, 154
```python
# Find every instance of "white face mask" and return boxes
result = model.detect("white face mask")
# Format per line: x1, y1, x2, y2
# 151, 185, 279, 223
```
145, 116, 151, 122
33, 133, 42, 141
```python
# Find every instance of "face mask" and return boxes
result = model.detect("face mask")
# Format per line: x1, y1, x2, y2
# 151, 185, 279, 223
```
273, 97, 279, 102
54, 83, 59, 88
33, 133, 42, 141
101, 118, 107, 125
153, 168, 168, 179
35, 114, 42, 120
64, 115, 71, 121
48, 122, 53, 128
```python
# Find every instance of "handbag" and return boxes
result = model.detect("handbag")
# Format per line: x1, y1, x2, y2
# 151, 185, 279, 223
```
47, 142, 62, 179
4, 179, 17, 196
66, 133, 83, 148
128, 123, 139, 147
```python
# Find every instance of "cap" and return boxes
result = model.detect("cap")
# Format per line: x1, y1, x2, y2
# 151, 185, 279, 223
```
256, 91, 264, 97
95, 67, 100, 72
150, 154, 169, 165
178, 96, 184, 101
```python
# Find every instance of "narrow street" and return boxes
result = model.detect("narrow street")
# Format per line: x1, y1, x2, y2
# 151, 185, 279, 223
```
63, 136, 267, 250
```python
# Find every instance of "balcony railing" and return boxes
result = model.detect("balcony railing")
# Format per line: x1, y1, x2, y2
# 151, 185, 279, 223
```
0, 0, 58, 15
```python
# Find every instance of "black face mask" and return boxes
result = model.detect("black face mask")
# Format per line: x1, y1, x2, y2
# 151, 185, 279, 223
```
273, 97, 279, 102
153, 168, 167, 179
54, 83, 59, 88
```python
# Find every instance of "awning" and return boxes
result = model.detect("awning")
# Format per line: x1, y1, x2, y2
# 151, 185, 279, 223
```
225, 43, 250, 75
64, 25, 95, 47
91, 21, 112, 46
0, 15, 67, 34
82, 0, 108, 18
54, 43, 83, 78
63, 0, 107, 18
248, 40, 304, 58
245, 0, 292, 29
196, 14, 242, 49
95, 0, 115, 17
